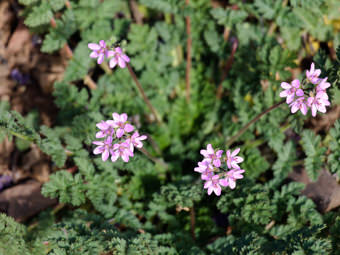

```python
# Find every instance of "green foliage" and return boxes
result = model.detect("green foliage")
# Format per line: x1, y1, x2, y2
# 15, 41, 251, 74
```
3, 0, 340, 254
301, 130, 327, 181
328, 120, 340, 177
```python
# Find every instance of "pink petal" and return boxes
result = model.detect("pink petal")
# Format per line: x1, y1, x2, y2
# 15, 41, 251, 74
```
96, 121, 109, 129
93, 146, 104, 154
90, 51, 99, 58
291, 103, 299, 113
207, 187, 213, 195
102, 149, 109, 161
124, 124, 134, 133
291, 79, 300, 88
116, 128, 124, 138
118, 57, 126, 68
281, 82, 291, 89
115, 47, 123, 54
280, 90, 288, 97
286, 94, 294, 104
207, 144, 214, 154
95, 131, 105, 138
231, 148, 240, 157
109, 58, 117, 69
234, 156, 243, 163
301, 104, 308, 115
120, 113, 128, 122
310, 63, 315, 72
112, 113, 120, 122
219, 179, 229, 187
296, 89, 304, 97
122, 54, 130, 63
88, 43, 100, 50
97, 54, 104, 64
92, 141, 104, 146
111, 152, 119, 162
311, 105, 317, 117
214, 186, 221, 196
229, 179, 236, 189
213, 159, 221, 167
99, 40, 106, 48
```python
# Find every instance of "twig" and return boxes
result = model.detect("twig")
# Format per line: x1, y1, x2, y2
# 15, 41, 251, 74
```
127, 63, 161, 124
216, 37, 238, 99
185, 0, 192, 103
226, 100, 285, 147
50, 15, 97, 90
139, 147, 168, 170
128, 0, 143, 25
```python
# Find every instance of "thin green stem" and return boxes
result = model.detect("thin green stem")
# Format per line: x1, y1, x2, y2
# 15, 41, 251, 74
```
127, 63, 162, 124
9, 130, 34, 142
226, 100, 285, 147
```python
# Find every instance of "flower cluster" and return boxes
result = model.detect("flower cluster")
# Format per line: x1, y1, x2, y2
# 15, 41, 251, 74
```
88, 40, 130, 69
280, 62, 331, 116
195, 144, 245, 196
92, 113, 147, 162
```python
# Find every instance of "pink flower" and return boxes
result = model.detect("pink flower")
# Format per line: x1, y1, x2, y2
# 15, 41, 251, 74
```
107, 113, 134, 138
290, 97, 308, 115
307, 92, 331, 117
109, 47, 130, 69
226, 148, 243, 169
95, 121, 114, 138
111, 142, 133, 162
194, 159, 214, 180
200, 144, 223, 167
280, 79, 304, 104
204, 175, 223, 196
92, 136, 113, 161
128, 131, 147, 152
306, 63, 321, 84
88, 40, 109, 64
316, 77, 330, 94
220, 169, 245, 189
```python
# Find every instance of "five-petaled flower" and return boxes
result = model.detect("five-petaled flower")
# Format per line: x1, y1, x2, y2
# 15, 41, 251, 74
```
306, 62, 321, 84
204, 175, 223, 196
220, 169, 245, 189
88, 40, 109, 64
280, 79, 304, 104
200, 144, 223, 167
109, 47, 130, 69
307, 92, 331, 117
226, 148, 244, 169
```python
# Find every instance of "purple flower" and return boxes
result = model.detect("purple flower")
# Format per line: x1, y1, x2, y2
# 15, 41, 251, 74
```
226, 148, 243, 169
306, 63, 321, 84
127, 131, 147, 152
290, 97, 308, 115
0, 175, 12, 191
220, 169, 245, 189
307, 92, 331, 117
280, 79, 304, 104
88, 40, 109, 64
107, 113, 134, 138
200, 144, 223, 167
316, 77, 330, 94
194, 159, 214, 180
108, 47, 130, 69
92, 136, 113, 161
204, 175, 223, 196
111, 142, 133, 162
95, 121, 114, 138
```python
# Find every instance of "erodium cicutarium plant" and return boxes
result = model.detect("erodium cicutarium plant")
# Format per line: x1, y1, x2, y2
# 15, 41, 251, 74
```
89, 41, 332, 197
